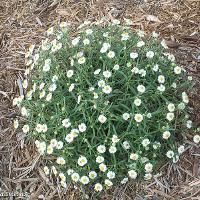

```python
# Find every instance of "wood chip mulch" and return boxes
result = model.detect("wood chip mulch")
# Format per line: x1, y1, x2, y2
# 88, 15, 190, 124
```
0, 0, 200, 199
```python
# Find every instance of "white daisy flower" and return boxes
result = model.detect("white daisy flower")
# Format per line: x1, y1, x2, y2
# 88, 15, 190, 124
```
22, 79, 28, 89
107, 51, 115, 58
39, 90, 45, 99
46, 93, 52, 101
56, 157, 66, 165
137, 30, 145, 37
13, 119, 19, 129
157, 84, 165, 92
52, 166, 57, 175
96, 156, 104, 163
62, 118, 71, 128
41, 124, 47, 132
99, 163, 107, 172
47, 145, 53, 154
78, 57, 86, 64
103, 70, 112, 78
83, 38, 90, 45
50, 139, 58, 147
131, 67, 139, 74
52, 75, 58, 82
113, 64, 120, 70
67, 70, 74, 78
80, 176, 90, 185
109, 146, 117, 154
72, 37, 80, 46
130, 153, 139, 160
168, 103, 175, 112
112, 135, 120, 143
56, 141, 63, 149
35, 124, 43, 133
178, 102, 185, 110
163, 131, 171, 139
166, 150, 174, 158
78, 156, 87, 166
186, 120, 192, 129
144, 173, 152, 180
65, 134, 74, 143
122, 113, 130, 120
47, 27, 53, 35
139, 69, 146, 77
121, 177, 128, 184
102, 85, 112, 94
142, 139, 150, 147
166, 112, 174, 121
137, 85, 145, 93
112, 19, 120, 25
97, 145, 106, 153
69, 83, 75, 92
130, 52, 138, 59
49, 83, 57, 92
158, 75, 165, 83
21, 106, 28, 116
98, 80, 105, 88
146, 51, 154, 59
178, 145, 185, 154
67, 169, 74, 176
182, 92, 189, 104
86, 29, 93, 35
39, 82, 45, 90
134, 98, 142, 106
22, 124, 29, 133
147, 113, 152, 118
137, 41, 145, 47
94, 183, 103, 192
107, 171, 115, 179
193, 135, 200, 144
145, 163, 153, 172
89, 171, 97, 179
103, 32, 109, 37
105, 179, 113, 187
70, 129, 79, 138
124, 18, 133, 25
174, 66, 182, 74
128, 170, 137, 179
98, 115, 107, 124
122, 141, 130, 150
43, 166, 49, 175
134, 114, 143, 123
121, 32, 129, 41
78, 123, 87, 132
71, 173, 80, 182
153, 64, 159, 72
94, 69, 101, 75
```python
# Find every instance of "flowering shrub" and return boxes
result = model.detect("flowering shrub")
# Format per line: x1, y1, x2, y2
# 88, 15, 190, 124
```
13, 19, 196, 192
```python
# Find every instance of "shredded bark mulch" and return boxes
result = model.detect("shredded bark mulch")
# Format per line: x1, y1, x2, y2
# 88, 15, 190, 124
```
0, 0, 200, 199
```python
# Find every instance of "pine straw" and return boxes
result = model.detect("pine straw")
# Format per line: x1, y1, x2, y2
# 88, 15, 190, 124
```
0, 0, 200, 199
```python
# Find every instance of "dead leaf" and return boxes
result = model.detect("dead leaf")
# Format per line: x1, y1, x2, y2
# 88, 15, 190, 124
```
146, 15, 161, 23
165, 40, 180, 48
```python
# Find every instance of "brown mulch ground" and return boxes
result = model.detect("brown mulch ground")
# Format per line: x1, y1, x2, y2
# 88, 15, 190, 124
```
0, 0, 200, 199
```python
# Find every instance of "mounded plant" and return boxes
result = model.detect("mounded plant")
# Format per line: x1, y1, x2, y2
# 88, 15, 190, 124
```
13, 19, 197, 192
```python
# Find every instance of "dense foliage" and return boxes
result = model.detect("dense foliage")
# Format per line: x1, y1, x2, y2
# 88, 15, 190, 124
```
13, 19, 196, 192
